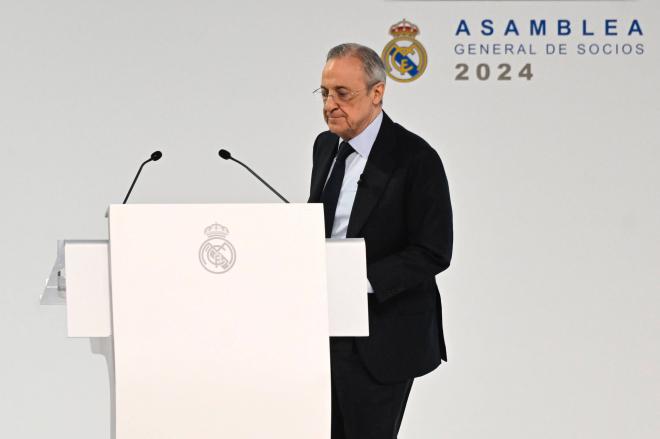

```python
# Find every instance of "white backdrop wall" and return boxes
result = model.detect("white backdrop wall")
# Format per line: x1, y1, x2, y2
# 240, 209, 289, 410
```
1, 1, 658, 438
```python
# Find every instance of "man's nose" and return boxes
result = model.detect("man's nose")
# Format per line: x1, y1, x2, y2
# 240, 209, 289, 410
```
324, 95, 339, 112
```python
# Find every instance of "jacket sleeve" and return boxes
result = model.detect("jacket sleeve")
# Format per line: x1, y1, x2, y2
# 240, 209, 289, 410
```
308, 134, 320, 201
367, 147, 453, 303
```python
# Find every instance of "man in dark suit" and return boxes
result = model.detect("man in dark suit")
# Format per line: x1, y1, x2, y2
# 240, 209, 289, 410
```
308, 43, 453, 438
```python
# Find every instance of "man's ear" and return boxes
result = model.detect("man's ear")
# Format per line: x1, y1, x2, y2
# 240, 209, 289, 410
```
371, 82, 385, 106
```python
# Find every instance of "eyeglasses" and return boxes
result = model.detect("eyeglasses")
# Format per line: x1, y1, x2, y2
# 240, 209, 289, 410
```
312, 86, 367, 104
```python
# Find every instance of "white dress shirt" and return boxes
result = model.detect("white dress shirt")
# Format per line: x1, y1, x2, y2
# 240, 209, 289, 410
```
324, 111, 383, 293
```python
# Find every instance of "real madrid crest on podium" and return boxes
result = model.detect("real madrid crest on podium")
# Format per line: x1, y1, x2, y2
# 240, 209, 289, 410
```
199, 223, 237, 274
382, 19, 428, 83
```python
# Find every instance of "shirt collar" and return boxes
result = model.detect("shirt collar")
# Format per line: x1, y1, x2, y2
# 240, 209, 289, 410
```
340, 111, 383, 159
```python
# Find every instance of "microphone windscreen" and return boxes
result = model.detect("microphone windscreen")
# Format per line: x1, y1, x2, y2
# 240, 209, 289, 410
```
151, 151, 163, 161
218, 149, 232, 160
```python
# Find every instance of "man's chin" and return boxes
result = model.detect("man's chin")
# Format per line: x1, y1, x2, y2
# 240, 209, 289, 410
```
327, 120, 348, 138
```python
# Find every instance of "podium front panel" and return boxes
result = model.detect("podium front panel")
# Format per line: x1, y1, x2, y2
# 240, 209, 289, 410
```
108, 204, 330, 439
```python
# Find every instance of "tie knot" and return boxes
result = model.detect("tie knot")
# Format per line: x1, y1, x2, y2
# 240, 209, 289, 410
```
336, 141, 355, 163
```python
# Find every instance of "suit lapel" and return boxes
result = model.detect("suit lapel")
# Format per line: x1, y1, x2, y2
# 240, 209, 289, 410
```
346, 112, 398, 238
308, 134, 339, 203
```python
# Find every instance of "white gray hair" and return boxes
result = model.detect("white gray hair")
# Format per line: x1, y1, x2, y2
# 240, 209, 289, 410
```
326, 43, 387, 87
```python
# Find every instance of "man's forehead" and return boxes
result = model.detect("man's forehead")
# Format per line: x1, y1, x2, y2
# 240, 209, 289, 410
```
322, 56, 366, 86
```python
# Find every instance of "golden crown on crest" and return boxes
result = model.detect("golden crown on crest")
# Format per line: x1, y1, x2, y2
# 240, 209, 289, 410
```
204, 222, 229, 238
389, 19, 420, 37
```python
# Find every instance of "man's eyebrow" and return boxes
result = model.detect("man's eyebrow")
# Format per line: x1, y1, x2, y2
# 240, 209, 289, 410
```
321, 85, 349, 90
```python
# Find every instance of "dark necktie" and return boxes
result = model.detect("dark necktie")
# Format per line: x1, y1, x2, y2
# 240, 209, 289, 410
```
320, 141, 356, 238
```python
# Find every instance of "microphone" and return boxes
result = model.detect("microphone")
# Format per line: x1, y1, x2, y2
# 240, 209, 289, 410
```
122, 150, 163, 204
218, 149, 289, 203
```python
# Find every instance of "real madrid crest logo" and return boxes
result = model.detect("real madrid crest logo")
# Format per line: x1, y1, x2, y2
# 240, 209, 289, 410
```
199, 223, 236, 274
382, 19, 428, 83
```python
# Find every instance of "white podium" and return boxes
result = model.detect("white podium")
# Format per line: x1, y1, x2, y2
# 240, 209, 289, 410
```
41, 204, 369, 439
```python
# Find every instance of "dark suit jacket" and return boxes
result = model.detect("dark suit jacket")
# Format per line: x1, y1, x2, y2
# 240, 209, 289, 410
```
308, 111, 453, 383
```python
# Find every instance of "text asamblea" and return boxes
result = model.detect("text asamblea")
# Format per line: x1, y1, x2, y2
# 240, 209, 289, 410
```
455, 19, 643, 37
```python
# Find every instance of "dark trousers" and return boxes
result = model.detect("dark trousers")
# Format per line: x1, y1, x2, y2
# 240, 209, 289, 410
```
330, 337, 414, 439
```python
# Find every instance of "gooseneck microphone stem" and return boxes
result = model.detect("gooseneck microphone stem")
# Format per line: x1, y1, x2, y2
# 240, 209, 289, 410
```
231, 156, 289, 203
122, 151, 163, 204
218, 149, 289, 203
122, 159, 151, 204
